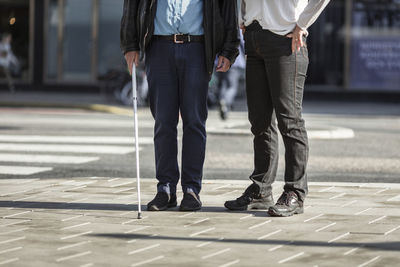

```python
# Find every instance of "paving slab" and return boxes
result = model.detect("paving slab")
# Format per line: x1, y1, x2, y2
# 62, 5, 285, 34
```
0, 178, 399, 266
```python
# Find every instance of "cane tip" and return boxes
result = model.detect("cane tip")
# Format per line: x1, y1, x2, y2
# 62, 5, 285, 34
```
137, 212, 142, 219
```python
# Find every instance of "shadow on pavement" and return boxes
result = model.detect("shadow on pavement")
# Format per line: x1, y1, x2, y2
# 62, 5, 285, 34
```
91, 233, 400, 252
0, 201, 260, 214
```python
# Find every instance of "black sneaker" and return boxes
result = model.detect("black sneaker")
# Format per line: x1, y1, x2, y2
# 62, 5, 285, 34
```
268, 191, 303, 217
224, 183, 274, 211
147, 192, 177, 211
179, 191, 202, 211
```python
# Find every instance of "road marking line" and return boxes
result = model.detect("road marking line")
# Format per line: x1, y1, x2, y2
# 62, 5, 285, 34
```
0, 236, 26, 245
60, 231, 93, 240
248, 220, 271, 230
318, 186, 335, 192
278, 252, 305, 264
3, 211, 31, 219
0, 143, 135, 154
0, 135, 153, 144
0, 227, 29, 235
341, 200, 357, 207
212, 184, 231, 191
61, 222, 91, 230
110, 181, 134, 188
80, 263, 93, 267
0, 220, 30, 227
114, 187, 135, 194
122, 219, 137, 225
220, 190, 238, 196
0, 258, 19, 265
315, 223, 336, 232
239, 214, 253, 220
124, 226, 151, 234
128, 244, 160, 255
218, 259, 240, 267
373, 188, 388, 195
0, 247, 22, 255
386, 194, 400, 202
304, 214, 324, 223
258, 229, 282, 240
0, 154, 99, 164
56, 251, 92, 262
358, 256, 380, 267
0, 166, 52, 175
61, 215, 84, 222
184, 218, 209, 228
190, 227, 215, 237
344, 246, 361, 255
108, 178, 120, 182
67, 198, 89, 204
330, 192, 346, 200
384, 225, 400, 235
0, 189, 33, 197
328, 232, 349, 243
268, 241, 295, 252
66, 185, 88, 191
355, 208, 372, 215
368, 216, 386, 224
179, 212, 194, 218
196, 241, 213, 248
127, 239, 137, 243
57, 241, 91, 251
202, 248, 231, 260
131, 255, 164, 267
13, 195, 37, 201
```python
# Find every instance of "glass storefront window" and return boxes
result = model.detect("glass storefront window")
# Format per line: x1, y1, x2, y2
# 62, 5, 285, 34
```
349, 0, 400, 91
0, 0, 30, 84
98, 0, 125, 77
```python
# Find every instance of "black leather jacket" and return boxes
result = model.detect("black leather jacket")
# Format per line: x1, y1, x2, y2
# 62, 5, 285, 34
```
120, 0, 239, 74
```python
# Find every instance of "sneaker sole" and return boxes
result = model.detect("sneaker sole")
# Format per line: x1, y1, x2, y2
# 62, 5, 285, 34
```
147, 202, 177, 212
224, 202, 274, 211
268, 207, 304, 217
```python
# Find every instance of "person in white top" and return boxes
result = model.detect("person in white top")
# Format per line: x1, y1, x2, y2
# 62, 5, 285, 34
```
225, 0, 330, 217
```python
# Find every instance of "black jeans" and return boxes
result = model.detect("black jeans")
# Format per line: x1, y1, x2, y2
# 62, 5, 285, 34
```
145, 39, 209, 195
244, 23, 309, 201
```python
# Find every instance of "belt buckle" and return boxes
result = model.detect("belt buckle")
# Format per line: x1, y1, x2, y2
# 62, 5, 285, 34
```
174, 34, 184, 44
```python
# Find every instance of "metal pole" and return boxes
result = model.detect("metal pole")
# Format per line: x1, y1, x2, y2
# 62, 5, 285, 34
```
132, 64, 142, 219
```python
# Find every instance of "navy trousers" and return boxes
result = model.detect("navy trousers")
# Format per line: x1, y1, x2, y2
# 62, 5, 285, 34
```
145, 39, 209, 195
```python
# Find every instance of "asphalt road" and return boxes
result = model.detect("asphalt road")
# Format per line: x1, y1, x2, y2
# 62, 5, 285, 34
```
0, 101, 399, 184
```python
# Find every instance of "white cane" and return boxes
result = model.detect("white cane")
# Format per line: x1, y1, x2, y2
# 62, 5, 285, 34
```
131, 63, 142, 219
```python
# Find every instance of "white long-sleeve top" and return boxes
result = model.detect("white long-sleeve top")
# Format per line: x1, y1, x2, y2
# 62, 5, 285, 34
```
240, 0, 330, 36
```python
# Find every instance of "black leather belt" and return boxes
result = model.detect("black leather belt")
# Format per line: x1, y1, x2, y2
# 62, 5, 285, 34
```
153, 34, 204, 44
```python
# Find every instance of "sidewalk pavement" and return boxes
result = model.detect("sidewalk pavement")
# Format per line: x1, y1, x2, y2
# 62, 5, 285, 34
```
0, 178, 399, 266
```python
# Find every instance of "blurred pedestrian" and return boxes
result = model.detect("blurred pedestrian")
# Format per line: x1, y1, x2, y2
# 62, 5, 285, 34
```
0, 33, 19, 92
225, 0, 330, 217
216, 33, 245, 120
121, 0, 239, 212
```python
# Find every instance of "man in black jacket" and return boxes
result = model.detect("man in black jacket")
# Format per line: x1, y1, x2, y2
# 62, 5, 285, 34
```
121, 0, 239, 212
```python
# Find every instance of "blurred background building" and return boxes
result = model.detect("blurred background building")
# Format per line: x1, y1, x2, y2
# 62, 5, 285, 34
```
0, 0, 399, 93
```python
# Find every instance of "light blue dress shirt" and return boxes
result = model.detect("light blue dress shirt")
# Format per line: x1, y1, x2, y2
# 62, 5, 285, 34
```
154, 0, 204, 35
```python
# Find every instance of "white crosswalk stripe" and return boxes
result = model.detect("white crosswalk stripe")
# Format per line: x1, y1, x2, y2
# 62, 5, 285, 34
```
0, 154, 99, 164
0, 166, 53, 175
0, 143, 136, 154
0, 135, 153, 145
0, 135, 153, 176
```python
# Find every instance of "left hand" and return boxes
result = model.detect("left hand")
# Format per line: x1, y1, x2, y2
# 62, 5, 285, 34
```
216, 56, 231, 72
286, 25, 306, 53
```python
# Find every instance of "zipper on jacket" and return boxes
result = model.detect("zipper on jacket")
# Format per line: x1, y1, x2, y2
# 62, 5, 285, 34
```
143, 0, 156, 50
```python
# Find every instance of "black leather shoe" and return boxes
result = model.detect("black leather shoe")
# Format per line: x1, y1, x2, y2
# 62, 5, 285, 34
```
268, 191, 304, 217
147, 192, 177, 211
224, 183, 274, 211
179, 191, 202, 211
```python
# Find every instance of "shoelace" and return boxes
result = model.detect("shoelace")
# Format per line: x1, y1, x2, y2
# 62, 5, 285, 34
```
237, 183, 260, 201
276, 191, 297, 206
